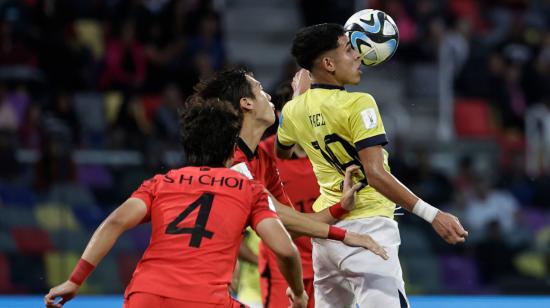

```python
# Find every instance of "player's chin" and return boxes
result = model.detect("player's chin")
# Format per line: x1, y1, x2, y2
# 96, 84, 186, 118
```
348, 73, 361, 85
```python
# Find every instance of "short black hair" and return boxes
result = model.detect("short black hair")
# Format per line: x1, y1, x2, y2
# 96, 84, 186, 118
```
179, 96, 241, 167
194, 68, 255, 115
291, 23, 345, 71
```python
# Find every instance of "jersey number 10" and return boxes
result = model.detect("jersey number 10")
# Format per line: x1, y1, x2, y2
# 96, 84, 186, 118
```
312, 133, 368, 188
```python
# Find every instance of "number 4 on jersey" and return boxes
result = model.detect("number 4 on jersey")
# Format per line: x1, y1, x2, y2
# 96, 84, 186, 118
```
165, 193, 215, 248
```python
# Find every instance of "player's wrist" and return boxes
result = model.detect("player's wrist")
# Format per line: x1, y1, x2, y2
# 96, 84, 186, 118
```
328, 202, 349, 219
327, 225, 347, 241
412, 199, 439, 223
69, 258, 95, 286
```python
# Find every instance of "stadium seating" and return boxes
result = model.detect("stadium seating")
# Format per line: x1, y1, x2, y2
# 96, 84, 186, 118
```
0, 207, 38, 228
454, 98, 495, 138
0, 232, 17, 254
11, 228, 53, 255
0, 254, 14, 293
76, 165, 114, 190
34, 203, 82, 231
440, 255, 481, 293
0, 184, 37, 207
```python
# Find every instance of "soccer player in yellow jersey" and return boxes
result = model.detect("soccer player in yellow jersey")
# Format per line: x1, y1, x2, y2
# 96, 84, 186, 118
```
276, 23, 469, 307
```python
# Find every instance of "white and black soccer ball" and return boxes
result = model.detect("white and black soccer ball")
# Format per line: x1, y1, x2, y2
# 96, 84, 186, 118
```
344, 9, 399, 66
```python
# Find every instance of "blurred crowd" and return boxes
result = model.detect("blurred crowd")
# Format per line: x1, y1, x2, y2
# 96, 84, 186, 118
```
0, 0, 549, 296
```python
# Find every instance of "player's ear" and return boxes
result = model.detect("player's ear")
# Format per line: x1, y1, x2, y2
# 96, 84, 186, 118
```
240, 97, 254, 111
321, 56, 336, 73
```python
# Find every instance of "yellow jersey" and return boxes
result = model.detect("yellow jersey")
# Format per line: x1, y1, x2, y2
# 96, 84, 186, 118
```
277, 84, 395, 220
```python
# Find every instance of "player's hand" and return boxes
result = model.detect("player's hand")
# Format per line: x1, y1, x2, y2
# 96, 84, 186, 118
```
431, 211, 469, 244
44, 280, 79, 308
286, 287, 309, 308
291, 69, 311, 98
340, 165, 364, 211
343, 232, 389, 260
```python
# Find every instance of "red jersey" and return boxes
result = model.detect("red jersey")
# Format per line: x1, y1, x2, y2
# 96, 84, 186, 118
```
261, 135, 319, 279
233, 137, 316, 279
124, 166, 277, 304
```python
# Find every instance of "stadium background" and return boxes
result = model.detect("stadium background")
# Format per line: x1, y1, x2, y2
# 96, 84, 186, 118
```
0, 0, 549, 307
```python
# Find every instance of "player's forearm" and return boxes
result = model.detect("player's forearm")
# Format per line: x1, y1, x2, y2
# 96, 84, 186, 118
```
276, 203, 331, 238
302, 209, 337, 224
274, 245, 305, 296
367, 170, 420, 212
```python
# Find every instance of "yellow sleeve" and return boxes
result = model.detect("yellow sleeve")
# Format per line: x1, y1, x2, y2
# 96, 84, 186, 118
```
348, 94, 388, 151
276, 104, 295, 149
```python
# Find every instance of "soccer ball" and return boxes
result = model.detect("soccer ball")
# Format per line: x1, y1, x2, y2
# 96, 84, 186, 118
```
344, 9, 399, 66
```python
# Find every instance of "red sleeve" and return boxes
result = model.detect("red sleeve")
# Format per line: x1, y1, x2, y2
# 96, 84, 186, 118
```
130, 176, 157, 222
249, 181, 278, 231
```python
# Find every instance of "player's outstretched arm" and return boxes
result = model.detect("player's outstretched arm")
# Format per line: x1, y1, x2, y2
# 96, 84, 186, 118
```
256, 218, 308, 308
358, 146, 468, 245
44, 198, 147, 308
273, 199, 388, 259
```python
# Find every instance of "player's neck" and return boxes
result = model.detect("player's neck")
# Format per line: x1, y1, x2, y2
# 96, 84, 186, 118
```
311, 71, 344, 87
239, 118, 266, 152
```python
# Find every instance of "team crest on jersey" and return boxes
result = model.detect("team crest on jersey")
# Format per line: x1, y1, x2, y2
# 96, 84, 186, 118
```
360, 108, 377, 129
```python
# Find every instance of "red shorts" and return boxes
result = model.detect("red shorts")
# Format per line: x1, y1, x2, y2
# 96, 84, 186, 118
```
123, 292, 249, 308
260, 265, 314, 308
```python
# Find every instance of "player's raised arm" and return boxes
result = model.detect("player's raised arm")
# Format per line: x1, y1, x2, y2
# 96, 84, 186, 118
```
358, 145, 469, 244
44, 198, 148, 308
276, 69, 311, 160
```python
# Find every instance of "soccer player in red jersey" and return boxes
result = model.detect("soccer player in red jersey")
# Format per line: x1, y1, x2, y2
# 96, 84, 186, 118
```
44, 96, 308, 308
259, 134, 320, 308
193, 68, 389, 308
254, 80, 319, 308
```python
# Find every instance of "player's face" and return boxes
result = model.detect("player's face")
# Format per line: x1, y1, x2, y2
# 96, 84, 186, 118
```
246, 75, 276, 125
332, 35, 362, 85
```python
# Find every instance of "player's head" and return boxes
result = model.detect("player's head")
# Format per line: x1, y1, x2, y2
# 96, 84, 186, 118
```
194, 68, 276, 126
291, 23, 362, 85
179, 95, 241, 167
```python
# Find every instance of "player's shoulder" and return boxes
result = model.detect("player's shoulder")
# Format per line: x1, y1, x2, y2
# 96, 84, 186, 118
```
281, 94, 306, 114
258, 138, 276, 161
343, 91, 377, 106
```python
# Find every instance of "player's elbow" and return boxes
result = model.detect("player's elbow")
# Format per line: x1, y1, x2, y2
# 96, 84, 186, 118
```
364, 166, 386, 189
103, 212, 131, 232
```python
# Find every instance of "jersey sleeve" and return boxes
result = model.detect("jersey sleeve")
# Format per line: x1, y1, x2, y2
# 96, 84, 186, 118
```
276, 105, 296, 149
248, 181, 279, 230
130, 176, 157, 222
348, 94, 388, 151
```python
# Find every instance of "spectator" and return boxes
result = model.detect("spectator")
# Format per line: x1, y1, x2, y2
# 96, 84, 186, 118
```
99, 19, 146, 91
464, 174, 520, 242
153, 84, 182, 143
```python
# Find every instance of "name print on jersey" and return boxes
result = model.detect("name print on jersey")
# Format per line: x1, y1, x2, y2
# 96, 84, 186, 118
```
163, 173, 245, 190
308, 113, 326, 127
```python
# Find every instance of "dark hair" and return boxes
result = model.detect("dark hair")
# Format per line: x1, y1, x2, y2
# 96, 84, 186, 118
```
179, 96, 241, 167
194, 68, 255, 115
291, 23, 345, 71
